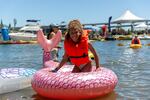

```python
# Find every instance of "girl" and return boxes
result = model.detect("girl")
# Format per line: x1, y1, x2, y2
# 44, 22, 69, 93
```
52, 20, 100, 73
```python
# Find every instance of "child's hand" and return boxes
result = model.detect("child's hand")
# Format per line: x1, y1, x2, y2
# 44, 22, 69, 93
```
50, 67, 59, 73
50, 69, 57, 72
96, 65, 100, 69
95, 65, 101, 71
95, 67, 101, 71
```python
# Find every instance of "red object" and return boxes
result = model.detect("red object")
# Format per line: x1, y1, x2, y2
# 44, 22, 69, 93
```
101, 25, 107, 33
64, 36, 89, 67
84, 29, 92, 34
82, 30, 89, 38
131, 38, 141, 44
32, 60, 118, 99
0, 41, 36, 44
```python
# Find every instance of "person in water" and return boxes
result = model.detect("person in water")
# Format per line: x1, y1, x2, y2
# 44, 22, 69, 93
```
131, 35, 141, 44
51, 19, 100, 73
47, 24, 60, 61
43, 24, 60, 64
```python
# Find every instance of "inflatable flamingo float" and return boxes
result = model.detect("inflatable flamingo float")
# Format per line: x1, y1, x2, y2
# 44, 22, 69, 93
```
32, 30, 118, 99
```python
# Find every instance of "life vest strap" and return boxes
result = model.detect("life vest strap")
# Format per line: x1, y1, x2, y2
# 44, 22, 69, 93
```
69, 53, 88, 58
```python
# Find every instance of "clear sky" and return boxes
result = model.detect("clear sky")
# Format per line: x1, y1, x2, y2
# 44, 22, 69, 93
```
0, 0, 150, 27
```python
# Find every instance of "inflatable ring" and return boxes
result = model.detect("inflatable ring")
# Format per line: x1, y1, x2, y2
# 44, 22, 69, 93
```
32, 61, 118, 99
88, 51, 94, 60
130, 44, 142, 49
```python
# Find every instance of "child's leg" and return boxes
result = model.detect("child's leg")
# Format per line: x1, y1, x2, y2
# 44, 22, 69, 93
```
81, 62, 92, 72
72, 66, 81, 73
50, 48, 58, 61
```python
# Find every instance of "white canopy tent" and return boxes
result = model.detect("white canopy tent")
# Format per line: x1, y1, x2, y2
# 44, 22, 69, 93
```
134, 23, 150, 30
111, 10, 150, 32
112, 10, 147, 24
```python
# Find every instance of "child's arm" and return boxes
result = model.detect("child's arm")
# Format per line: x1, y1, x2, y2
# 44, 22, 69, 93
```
51, 52, 69, 72
88, 43, 100, 69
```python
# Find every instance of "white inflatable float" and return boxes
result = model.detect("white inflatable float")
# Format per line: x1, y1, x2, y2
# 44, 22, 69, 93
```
0, 68, 36, 94
0, 30, 62, 94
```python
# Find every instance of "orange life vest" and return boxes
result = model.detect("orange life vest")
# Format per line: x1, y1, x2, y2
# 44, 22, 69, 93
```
131, 38, 140, 44
64, 30, 90, 66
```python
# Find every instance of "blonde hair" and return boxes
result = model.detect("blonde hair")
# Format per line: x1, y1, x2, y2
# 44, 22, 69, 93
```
66, 19, 83, 39
68, 20, 83, 32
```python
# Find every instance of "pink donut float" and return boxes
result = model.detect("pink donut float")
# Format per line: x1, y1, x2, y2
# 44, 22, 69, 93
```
32, 61, 118, 99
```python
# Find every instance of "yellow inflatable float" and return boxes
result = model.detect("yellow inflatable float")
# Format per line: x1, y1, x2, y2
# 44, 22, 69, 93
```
130, 44, 142, 49
88, 51, 94, 59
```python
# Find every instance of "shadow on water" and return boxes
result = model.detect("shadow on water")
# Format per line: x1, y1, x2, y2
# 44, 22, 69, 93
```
0, 87, 117, 100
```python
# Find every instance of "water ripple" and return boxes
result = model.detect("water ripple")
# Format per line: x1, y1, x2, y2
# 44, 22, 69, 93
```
0, 40, 150, 99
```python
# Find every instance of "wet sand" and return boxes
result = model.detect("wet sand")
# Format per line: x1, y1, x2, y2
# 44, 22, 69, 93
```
0, 87, 117, 100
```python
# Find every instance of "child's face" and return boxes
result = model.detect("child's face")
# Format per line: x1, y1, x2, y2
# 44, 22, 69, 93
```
69, 29, 81, 42
53, 27, 59, 33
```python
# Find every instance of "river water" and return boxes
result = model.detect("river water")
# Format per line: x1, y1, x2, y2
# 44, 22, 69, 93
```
0, 40, 150, 100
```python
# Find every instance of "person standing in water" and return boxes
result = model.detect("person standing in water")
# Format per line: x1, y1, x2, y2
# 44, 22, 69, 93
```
43, 24, 60, 65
